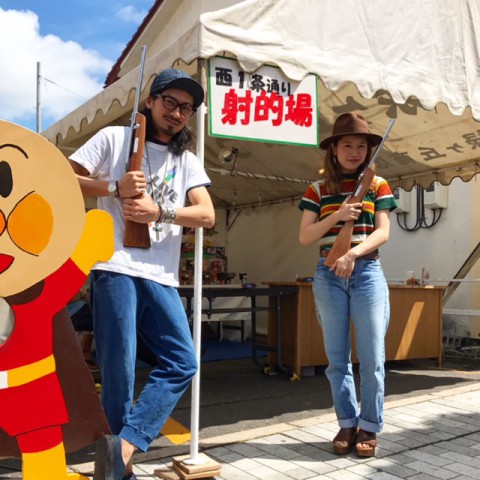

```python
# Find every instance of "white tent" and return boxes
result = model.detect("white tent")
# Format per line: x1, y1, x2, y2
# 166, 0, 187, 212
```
44, 0, 480, 210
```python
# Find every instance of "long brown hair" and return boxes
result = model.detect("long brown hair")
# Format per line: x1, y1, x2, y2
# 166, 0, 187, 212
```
322, 139, 374, 195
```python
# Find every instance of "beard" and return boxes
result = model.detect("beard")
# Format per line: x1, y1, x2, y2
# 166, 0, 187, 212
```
154, 114, 184, 141
157, 124, 175, 138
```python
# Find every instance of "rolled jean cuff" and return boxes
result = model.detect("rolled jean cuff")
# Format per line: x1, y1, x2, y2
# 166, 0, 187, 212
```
338, 417, 358, 429
120, 425, 151, 453
358, 418, 383, 434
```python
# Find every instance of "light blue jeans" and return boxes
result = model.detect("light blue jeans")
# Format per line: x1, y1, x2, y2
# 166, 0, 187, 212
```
90, 270, 197, 452
312, 257, 390, 433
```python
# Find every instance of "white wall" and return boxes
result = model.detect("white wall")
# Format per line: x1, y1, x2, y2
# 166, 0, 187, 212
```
382, 177, 479, 311
382, 180, 470, 286
222, 202, 317, 284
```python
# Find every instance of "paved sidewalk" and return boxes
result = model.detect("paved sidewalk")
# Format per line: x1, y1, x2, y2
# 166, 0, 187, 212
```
65, 381, 480, 480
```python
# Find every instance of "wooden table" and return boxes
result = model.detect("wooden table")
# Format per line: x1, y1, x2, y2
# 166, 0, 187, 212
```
265, 282, 445, 379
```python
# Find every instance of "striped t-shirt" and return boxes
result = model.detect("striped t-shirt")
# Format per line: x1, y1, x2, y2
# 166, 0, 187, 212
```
298, 174, 398, 251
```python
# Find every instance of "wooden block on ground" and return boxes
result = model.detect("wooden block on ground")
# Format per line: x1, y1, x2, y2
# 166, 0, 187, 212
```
173, 467, 221, 479
154, 466, 182, 480
155, 464, 221, 480
173, 453, 221, 474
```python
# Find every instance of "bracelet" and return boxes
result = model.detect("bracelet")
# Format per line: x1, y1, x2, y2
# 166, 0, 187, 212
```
156, 204, 163, 223
162, 206, 177, 224
155, 204, 176, 224
115, 181, 120, 197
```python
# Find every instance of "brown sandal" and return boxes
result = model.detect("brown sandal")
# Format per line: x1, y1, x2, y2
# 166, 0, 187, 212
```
333, 427, 357, 454
355, 429, 377, 457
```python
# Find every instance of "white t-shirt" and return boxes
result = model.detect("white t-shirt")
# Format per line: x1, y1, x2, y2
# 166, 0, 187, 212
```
69, 126, 211, 287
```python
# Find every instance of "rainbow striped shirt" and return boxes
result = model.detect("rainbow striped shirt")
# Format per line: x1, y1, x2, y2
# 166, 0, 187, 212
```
298, 174, 398, 251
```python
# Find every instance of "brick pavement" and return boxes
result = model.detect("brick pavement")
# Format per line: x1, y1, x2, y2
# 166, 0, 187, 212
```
61, 381, 480, 480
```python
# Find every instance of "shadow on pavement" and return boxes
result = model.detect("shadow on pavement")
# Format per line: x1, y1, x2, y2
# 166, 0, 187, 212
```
167, 356, 480, 439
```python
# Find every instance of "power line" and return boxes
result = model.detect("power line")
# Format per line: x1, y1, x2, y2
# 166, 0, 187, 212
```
41, 75, 87, 100
36, 60, 89, 133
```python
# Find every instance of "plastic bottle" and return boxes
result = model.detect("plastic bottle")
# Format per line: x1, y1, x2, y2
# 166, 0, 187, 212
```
421, 267, 430, 286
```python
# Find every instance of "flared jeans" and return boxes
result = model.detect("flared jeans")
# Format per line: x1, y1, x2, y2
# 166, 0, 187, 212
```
90, 270, 197, 452
312, 257, 390, 433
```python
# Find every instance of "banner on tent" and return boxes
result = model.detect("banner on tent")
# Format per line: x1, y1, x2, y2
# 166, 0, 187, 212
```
208, 56, 318, 147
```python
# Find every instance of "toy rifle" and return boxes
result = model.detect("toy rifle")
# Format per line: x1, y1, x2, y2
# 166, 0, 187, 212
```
123, 45, 151, 248
324, 118, 395, 267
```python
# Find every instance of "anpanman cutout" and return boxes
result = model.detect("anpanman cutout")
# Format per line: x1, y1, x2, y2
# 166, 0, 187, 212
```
0, 120, 114, 480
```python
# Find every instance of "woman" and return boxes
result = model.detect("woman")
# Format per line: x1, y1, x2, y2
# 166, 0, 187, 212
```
298, 112, 397, 457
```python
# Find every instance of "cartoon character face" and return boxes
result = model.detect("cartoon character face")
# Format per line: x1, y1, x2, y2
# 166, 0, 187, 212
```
0, 120, 85, 297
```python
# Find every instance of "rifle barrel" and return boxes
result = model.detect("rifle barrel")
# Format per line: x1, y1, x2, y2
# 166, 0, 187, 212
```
353, 118, 395, 196
125, 45, 148, 170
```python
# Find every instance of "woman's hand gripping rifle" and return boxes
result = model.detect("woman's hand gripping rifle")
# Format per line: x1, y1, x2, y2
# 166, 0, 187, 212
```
324, 168, 375, 267
324, 119, 395, 267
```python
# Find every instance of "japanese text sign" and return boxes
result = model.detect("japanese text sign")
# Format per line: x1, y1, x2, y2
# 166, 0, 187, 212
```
208, 57, 318, 147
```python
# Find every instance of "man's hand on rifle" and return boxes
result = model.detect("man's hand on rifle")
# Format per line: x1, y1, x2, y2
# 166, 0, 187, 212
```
123, 193, 158, 224
117, 170, 157, 225
117, 170, 147, 198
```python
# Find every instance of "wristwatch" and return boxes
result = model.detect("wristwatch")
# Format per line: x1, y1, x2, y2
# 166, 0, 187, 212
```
107, 180, 118, 197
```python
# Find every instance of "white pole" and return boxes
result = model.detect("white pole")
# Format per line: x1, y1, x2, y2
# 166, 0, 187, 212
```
188, 58, 207, 463
36, 61, 41, 133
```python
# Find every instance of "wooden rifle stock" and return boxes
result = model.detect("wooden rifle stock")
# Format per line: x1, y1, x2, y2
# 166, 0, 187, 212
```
123, 112, 151, 249
324, 166, 375, 267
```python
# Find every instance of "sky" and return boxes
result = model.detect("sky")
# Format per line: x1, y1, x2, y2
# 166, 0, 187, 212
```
0, 0, 154, 132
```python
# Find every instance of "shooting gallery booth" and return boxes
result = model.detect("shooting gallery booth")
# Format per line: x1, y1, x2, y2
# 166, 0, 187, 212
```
43, 1, 480, 373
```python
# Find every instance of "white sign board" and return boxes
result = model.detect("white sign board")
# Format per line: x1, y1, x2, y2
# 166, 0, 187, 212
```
208, 57, 318, 147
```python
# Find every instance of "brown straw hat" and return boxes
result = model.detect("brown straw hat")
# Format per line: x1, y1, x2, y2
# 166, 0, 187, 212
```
319, 112, 382, 149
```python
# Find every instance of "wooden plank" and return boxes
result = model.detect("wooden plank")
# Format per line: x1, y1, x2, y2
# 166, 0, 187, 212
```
173, 453, 221, 474
443, 241, 480, 303
154, 462, 221, 480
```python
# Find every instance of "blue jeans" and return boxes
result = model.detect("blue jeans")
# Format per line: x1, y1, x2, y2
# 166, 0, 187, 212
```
90, 270, 197, 452
312, 257, 390, 433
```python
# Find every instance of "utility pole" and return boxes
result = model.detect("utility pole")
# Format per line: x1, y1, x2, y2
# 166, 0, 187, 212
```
36, 61, 41, 133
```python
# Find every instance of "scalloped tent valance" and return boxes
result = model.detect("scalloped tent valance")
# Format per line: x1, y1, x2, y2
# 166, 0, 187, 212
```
43, 0, 480, 208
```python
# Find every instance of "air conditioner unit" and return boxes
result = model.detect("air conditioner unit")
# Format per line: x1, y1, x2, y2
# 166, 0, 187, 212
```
393, 187, 411, 214
423, 182, 448, 209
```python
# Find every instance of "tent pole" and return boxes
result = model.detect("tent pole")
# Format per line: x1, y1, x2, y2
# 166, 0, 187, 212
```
154, 59, 221, 479
189, 57, 207, 463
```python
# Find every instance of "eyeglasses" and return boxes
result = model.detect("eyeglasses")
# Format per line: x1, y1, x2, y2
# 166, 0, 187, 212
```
154, 94, 196, 117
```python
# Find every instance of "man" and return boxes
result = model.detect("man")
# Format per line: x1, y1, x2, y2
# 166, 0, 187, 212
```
69, 68, 215, 480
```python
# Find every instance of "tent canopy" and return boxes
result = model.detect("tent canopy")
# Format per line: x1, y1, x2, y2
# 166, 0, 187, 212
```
43, 0, 480, 209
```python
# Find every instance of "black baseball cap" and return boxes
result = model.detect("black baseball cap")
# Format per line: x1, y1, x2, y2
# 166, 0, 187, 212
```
149, 68, 204, 109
